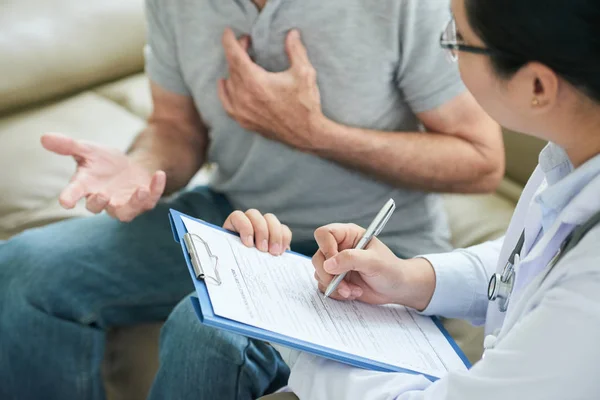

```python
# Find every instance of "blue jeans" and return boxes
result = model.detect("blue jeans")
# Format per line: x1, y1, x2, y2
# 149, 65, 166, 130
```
0, 187, 316, 400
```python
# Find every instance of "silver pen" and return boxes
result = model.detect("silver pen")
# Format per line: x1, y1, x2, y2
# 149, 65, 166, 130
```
324, 198, 396, 298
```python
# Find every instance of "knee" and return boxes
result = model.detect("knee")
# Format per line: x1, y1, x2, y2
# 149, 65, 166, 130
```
0, 229, 59, 294
159, 298, 249, 367
2, 226, 93, 322
2, 222, 79, 274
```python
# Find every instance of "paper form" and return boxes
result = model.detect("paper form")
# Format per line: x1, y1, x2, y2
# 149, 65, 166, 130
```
182, 217, 467, 378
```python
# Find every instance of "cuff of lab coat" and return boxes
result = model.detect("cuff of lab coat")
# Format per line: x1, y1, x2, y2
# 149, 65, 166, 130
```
418, 252, 476, 318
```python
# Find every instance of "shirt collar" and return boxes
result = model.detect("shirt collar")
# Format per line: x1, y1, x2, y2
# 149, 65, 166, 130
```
536, 142, 600, 219
538, 142, 573, 186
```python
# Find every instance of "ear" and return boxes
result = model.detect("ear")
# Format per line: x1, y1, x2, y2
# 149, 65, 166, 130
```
525, 62, 559, 112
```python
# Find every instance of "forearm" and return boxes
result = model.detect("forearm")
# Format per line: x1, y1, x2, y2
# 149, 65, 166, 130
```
127, 120, 207, 195
419, 237, 504, 324
310, 117, 503, 193
391, 258, 437, 312
387, 237, 503, 321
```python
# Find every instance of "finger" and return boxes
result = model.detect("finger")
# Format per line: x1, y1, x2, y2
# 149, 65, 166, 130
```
335, 280, 353, 299
147, 170, 166, 208
282, 225, 292, 252
132, 186, 152, 213
105, 206, 119, 220
222, 28, 254, 77
324, 271, 353, 299
335, 275, 364, 299
245, 209, 269, 252
104, 198, 122, 221
345, 277, 365, 298
317, 280, 354, 301
324, 248, 380, 277
217, 79, 235, 117
263, 213, 283, 256
314, 223, 365, 258
317, 277, 363, 300
314, 226, 340, 260
285, 30, 311, 69
314, 271, 324, 286
111, 186, 151, 222
106, 172, 164, 222
85, 192, 109, 214
41, 133, 91, 158
58, 180, 88, 209
311, 250, 334, 286
223, 211, 255, 247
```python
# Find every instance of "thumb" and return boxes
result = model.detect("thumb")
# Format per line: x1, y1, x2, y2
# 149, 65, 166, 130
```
323, 249, 381, 276
285, 29, 311, 69
239, 35, 251, 52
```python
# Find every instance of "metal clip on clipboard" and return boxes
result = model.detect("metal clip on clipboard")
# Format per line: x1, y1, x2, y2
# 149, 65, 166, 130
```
183, 233, 222, 285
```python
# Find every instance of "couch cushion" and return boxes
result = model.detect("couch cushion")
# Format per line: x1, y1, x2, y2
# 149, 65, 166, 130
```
95, 74, 154, 120
103, 325, 161, 400
443, 192, 515, 249
0, 0, 146, 115
502, 129, 546, 187
0, 92, 143, 239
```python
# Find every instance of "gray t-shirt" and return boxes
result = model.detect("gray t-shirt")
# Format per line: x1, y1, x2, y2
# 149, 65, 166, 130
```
145, 0, 465, 256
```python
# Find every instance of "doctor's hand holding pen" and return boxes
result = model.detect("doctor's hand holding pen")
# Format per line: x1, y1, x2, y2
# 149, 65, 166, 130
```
311, 223, 436, 310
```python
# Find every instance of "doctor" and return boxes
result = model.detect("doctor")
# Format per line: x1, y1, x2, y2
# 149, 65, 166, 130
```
225, 0, 600, 398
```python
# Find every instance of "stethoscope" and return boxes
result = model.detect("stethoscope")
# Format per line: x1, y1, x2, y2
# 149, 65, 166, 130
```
488, 225, 582, 313
484, 227, 574, 355
487, 232, 524, 312
488, 228, 573, 312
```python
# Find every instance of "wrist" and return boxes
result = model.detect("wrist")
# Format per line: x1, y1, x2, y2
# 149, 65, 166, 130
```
392, 258, 436, 311
127, 150, 163, 176
306, 113, 344, 153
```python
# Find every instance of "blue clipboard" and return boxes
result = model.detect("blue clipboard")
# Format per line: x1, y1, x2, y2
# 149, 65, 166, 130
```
169, 209, 471, 381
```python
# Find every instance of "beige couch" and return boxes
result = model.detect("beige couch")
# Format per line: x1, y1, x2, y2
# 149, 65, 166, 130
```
0, 1, 546, 399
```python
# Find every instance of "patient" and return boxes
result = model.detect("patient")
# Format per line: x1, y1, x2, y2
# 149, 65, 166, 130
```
227, 0, 600, 398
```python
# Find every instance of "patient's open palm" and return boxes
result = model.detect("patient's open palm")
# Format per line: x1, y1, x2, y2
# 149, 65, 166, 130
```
42, 133, 166, 222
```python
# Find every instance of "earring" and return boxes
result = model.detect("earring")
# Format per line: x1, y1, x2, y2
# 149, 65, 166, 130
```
532, 98, 540, 107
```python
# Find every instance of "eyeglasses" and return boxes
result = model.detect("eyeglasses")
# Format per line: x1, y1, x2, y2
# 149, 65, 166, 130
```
439, 18, 492, 62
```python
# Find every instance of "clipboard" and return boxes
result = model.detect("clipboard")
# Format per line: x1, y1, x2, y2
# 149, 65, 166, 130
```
169, 209, 471, 381
182, 233, 222, 285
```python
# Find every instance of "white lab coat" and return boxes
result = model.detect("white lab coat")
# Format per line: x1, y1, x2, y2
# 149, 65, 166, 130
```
288, 145, 600, 399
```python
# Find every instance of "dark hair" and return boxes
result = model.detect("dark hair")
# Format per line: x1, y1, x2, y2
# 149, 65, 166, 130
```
465, 0, 600, 102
